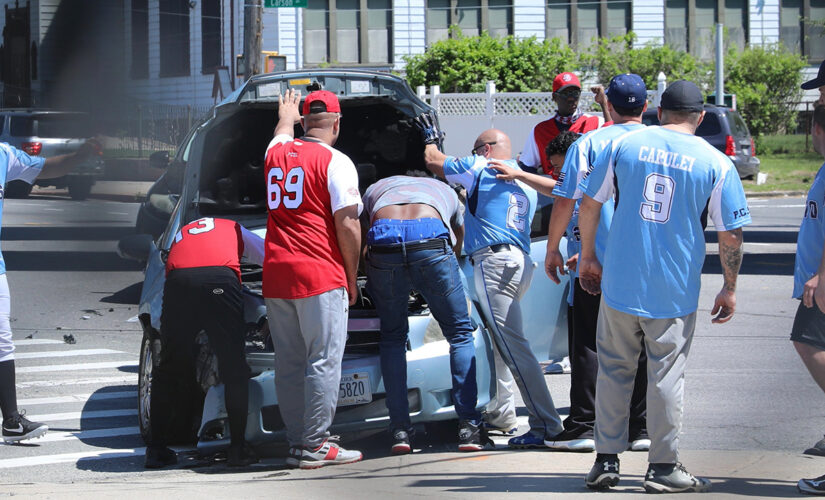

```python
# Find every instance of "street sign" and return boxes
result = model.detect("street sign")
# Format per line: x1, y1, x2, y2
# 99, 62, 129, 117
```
264, 0, 307, 7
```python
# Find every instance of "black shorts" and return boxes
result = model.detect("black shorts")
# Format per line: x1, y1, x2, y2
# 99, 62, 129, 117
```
791, 300, 825, 351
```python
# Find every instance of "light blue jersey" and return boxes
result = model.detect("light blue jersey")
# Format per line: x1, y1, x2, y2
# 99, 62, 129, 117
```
0, 144, 43, 274
443, 156, 537, 255
582, 126, 751, 318
793, 162, 825, 299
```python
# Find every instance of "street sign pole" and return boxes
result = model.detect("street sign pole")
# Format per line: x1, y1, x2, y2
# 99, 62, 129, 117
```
243, 0, 263, 77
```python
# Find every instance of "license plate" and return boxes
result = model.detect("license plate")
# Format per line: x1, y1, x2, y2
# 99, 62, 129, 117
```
338, 372, 372, 406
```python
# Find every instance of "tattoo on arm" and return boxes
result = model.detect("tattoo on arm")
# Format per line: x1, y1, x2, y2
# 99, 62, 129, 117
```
719, 228, 743, 292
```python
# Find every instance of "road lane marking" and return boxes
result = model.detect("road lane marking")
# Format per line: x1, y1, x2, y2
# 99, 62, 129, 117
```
17, 376, 135, 388
17, 361, 137, 373
19, 391, 134, 405
0, 448, 145, 469
33, 426, 140, 444
43, 208, 63, 212
15, 349, 124, 359
29, 409, 137, 421
12, 339, 62, 346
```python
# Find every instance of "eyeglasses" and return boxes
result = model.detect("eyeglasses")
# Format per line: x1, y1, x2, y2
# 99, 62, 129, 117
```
556, 89, 581, 99
471, 142, 496, 155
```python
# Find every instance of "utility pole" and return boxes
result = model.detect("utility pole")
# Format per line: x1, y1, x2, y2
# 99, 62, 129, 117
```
243, 0, 263, 78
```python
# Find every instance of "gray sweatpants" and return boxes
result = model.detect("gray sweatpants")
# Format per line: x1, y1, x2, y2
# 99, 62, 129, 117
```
266, 287, 348, 449
594, 299, 696, 464
473, 246, 564, 438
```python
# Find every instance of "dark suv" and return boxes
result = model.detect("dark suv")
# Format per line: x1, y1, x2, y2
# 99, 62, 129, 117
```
0, 110, 104, 199
642, 104, 760, 179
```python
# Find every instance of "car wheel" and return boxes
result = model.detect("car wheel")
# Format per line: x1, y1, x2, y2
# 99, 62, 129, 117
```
68, 178, 93, 200
138, 329, 161, 444
4, 180, 32, 199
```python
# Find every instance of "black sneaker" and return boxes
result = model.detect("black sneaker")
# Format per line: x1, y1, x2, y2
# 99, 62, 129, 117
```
458, 420, 490, 452
805, 436, 825, 457
585, 455, 620, 490
391, 429, 412, 455
2, 412, 48, 444
144, 446, 178, 469
643, 463, 711, 493
798, 474, 825, 495
227, 442, 259, 467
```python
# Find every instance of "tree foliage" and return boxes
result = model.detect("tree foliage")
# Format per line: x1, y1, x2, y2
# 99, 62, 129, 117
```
404, 27, 578, 93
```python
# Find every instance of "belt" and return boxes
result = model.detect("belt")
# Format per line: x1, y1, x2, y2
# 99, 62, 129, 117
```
368, 238, 448, 254
469, 243, 518, 265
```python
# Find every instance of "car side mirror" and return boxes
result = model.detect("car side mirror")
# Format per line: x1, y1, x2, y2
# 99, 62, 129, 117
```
149, 151, 171, 169
117, 233, 156, 262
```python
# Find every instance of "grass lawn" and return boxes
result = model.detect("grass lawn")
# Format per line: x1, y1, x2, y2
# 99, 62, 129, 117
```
742, 152, 822, 193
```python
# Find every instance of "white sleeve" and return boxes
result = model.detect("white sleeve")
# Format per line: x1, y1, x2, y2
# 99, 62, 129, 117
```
239, 225, 265, 267
265, 134, 293, 156
519, 126, 540, 168
327, 150, 363, 215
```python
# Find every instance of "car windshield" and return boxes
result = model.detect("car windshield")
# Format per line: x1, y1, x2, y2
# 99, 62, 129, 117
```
10, 114, 92, 138
695, 113, 721, 136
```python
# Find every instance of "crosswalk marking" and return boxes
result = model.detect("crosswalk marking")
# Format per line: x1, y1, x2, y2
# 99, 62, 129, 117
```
0, 449, 145, 469
29, 409, 138, 422
12, 339, 62, 346
14, 349, 124, 360
17, 361, 137, 374
32, 426, 140, 444
17, 376, 135, 388
19, 391, 134, 406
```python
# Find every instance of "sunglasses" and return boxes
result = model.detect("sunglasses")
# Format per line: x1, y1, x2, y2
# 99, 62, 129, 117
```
471, 142, 496, 155
556, 89, 581, 99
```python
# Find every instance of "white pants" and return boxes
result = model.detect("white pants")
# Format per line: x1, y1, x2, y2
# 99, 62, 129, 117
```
0, 275, 13, 363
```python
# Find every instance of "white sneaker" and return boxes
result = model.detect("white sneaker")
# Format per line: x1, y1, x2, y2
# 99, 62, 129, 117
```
286, 439, 363, 469
544, 356, 571, 374
629, 438, 651, 451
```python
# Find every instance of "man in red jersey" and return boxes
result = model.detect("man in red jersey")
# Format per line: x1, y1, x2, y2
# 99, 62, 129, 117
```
263, 88, 363, 469
145, 217, 264, 469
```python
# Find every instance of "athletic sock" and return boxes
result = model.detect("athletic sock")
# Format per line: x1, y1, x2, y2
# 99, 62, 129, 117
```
0, 359, 19, 422
596, 453, 618, 462
224, 380, 248, 447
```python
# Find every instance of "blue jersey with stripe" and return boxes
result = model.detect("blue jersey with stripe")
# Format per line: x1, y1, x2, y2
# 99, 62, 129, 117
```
0, 144, 44, 274
582, 126, 751, 318
793, 162, 825, 299
443, 155, 537, 255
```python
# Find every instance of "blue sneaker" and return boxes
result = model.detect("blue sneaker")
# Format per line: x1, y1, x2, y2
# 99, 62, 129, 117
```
508, 431, 547, 449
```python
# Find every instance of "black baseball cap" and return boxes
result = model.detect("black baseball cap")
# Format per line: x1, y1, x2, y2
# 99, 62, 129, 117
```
802, 60, 825, 90
660, 80, 704, 112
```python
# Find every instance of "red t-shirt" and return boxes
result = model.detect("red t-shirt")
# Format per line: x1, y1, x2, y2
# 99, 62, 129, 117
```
534, 115, 603, 178
262, 136, 361, 299
165, 217, 245, 280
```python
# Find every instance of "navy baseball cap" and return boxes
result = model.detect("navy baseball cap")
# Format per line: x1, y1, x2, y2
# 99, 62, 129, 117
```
606, 73, 647, 107
802, 60, 825, 90
660, 80, 705, 112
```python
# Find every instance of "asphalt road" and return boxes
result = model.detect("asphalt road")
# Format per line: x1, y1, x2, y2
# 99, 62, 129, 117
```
0, 193, 819, 497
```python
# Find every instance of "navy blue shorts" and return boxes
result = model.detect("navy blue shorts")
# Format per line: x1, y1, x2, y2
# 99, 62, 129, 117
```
791, 300, 825, 351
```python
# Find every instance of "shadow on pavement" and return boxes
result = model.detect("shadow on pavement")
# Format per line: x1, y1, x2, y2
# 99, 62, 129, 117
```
100, 282, 143, 305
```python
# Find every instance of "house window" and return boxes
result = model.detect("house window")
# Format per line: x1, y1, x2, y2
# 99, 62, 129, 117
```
725, 0, 748, 49
545, 0, 570, 44
665, 0, 688, 52
425, 0, 513, 45
666, 0, 748, 58
546, 0, 630, 48
201, 0, 221, 73
694, 0, 717, 59
131, 0, 149, 79
781, 0, 824, 62
159, 0, 190, 77
303, 0, 392, 65
606, 0, 632, 37
576, 1, 599, 48
810, 0, 825, 62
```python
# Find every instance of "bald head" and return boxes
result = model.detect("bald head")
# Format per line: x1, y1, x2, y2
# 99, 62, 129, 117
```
300, 111, 341, 146
473, 129, 512, 160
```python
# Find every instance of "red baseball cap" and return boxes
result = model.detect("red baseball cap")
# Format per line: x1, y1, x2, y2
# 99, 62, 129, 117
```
553, 72, 581, 93
302, 90, 341, 114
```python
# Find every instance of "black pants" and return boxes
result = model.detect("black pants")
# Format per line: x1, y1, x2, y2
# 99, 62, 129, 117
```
563, 278, 647, 439
150, 266, 250, 446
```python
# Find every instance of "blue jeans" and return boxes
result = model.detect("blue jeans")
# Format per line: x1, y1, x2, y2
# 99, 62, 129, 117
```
366, 240, 480, 430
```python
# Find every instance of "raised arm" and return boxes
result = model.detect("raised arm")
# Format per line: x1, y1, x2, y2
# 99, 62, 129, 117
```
39, 139, 102, 180
487, 159, 556, 196
274, 88, 302, 139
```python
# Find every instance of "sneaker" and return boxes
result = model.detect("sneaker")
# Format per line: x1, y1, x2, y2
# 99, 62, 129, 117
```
2, 412, 48, 444
508, 431, 547, 449
629, 438, 651, 451
482, 421, 518, 436
227, 442, 259, 467
458, 420, 490, 452
287, 439, 363, 469
585, 455, 620, 490
391, 428, 412, 455
798, 474, 825, 495
544, 356, 571, 374
806, 436, 825, 457
144, 446, 177, 469
545, 430, 595, 452
643, 463, 711, 493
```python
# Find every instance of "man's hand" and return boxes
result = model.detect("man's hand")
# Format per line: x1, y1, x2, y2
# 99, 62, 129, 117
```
591, 85, 607, 108
711, 288, 736, 324
545, 248, 566, 284
413, 112, 445, 149
488, 159, 521, 181
804, 275, 819, 308
77, 138, 103, 159
566, 253, 578, 273
578, 256, 602, 295
347, 277, 358, 306
279, 88, 302, 125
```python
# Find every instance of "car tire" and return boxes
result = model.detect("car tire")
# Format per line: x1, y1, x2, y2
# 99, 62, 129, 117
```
68, 178, 93, 200
4, 180, 32, 199
138, 328, 204, 446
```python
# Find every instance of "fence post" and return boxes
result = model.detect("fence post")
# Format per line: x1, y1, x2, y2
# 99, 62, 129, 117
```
137, 105, 143, 158
655, 72, 667, 108
431, 85, 440, 114
486, 81, 496, 128
416, 85, 426, 101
